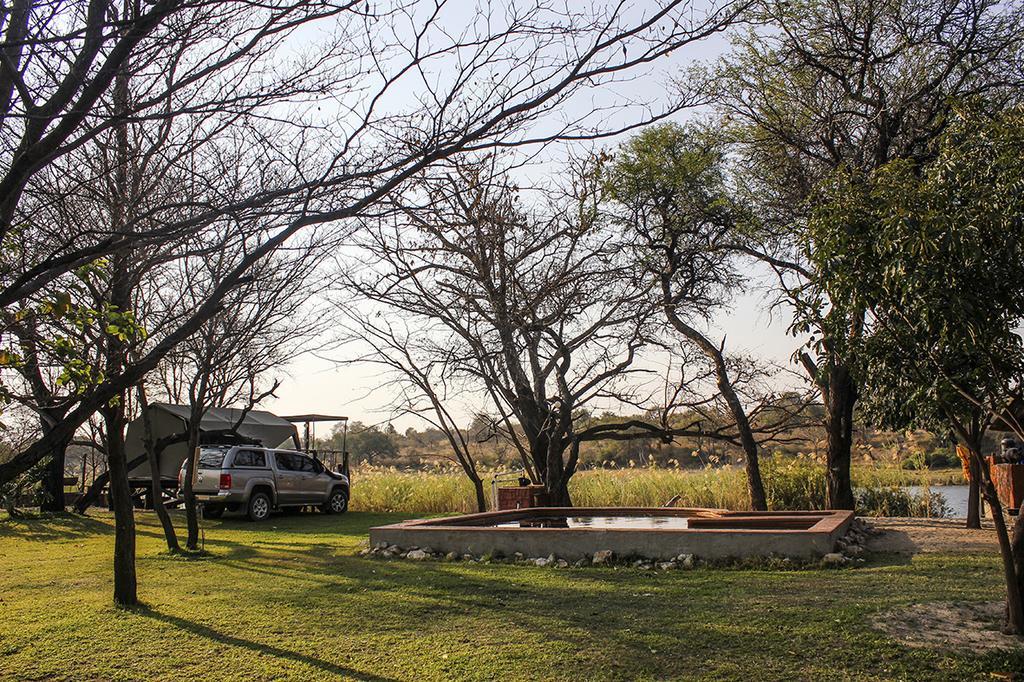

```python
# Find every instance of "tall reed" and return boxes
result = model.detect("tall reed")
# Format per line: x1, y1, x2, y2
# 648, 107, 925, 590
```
347, 457, 962, 516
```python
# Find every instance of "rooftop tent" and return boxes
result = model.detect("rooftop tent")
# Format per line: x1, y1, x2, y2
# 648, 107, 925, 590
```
125, 403, 301, 481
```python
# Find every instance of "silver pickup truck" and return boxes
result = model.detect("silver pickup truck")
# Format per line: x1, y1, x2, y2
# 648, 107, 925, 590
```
182, 445, 349, 521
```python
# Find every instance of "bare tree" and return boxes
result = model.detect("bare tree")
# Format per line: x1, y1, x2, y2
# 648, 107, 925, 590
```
156, 238, 331, 550
341, 312, 489, 511
341, 158, 774, 504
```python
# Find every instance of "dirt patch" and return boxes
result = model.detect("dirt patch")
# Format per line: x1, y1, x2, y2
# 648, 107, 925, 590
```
866, 517, 999, 555
874, 601, 1024, 653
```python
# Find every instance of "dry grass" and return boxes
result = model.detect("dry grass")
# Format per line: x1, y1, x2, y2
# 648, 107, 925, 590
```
348, 456, 965, 515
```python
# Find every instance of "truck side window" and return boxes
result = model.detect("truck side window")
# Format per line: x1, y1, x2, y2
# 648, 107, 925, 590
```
274, 452, 296, 471
297, 457, 316, 473
234, 450, 266, 468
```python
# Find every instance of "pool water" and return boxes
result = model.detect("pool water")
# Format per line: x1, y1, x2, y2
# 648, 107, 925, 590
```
493, 515, 690, 529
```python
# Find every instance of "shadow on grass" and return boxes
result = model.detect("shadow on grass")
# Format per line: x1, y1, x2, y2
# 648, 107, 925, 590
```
137, 607, 397, 682
0, 512, 111, 542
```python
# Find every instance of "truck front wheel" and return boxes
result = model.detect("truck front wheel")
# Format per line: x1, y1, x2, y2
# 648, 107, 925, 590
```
322, 488, 348, 514
247, 492, 272, 522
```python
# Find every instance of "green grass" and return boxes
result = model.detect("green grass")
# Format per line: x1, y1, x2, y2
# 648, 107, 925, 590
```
0, 511, 1020, 681
349, 460, 966, 514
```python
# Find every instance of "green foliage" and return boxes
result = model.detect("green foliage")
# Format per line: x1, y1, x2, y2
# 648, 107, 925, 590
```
806, 105, 1024, 433
322, 421, 398, 464
1, 257, 148, 398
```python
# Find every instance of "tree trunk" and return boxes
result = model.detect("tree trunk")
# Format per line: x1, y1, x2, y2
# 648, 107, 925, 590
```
973, 452, 1024, 634
139, 388, 179, 552
471, 476, 487, 513
1011, 511, 1024, 625
103, 405, 137, 608
183, 455, 200, 550
966, 453, 982, 530
184, 419, 201, 550
662, 310, 767, 511
825, 365, 857, 510
39, 426, 70, 513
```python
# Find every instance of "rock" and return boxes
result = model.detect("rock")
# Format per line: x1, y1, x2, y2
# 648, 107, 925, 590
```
844, 544, 864, 558
358, 548, 371, 556
444, 552, 459, 561
387, 544, 403, 554
555, 559, 569, 568
658, 561, 676, 571
420, 547, 434, 554
406, 549, 430, 561
573, 559, 587, 568
821, 552, 848, 567
373, 541, 389, 550
676, 554, 695, 568
592, 550, 614, 565
532, 557, 550, 567
513, 552, 524, 561
462, 554, 474, 561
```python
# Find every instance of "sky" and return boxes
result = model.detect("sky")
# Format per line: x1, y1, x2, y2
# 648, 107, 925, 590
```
264, 2, 806, 431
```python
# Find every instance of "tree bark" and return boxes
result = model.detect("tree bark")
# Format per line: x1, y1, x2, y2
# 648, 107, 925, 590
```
966, 450, 982, 530
102, 403, 137, 607
471, 476, 487, 513
825, 364, 857, 510
973, 452, 1024, 633
184, 417, 201, 550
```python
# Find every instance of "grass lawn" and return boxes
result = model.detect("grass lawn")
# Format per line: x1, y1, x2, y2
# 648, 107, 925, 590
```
1, 511, 1021, 681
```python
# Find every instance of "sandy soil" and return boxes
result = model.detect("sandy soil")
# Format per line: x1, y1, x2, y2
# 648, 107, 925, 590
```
873, 601, 1023, 653
867, 518, 1024, 654
866, 517, 1000, 555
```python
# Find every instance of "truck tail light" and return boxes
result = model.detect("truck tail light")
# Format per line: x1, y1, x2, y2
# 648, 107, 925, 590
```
219, 473, 232, 490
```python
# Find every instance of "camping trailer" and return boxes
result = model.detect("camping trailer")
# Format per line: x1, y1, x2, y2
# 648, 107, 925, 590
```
125, 403, 302, 485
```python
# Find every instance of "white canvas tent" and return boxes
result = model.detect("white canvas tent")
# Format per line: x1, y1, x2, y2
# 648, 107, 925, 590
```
125, 403, 300, 481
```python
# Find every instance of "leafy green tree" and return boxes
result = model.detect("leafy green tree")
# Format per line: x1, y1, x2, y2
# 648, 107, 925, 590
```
604, 123, 785, 511
336, 422, 399, 465
713, 0, 1024, 509
807, 105, 1024, 633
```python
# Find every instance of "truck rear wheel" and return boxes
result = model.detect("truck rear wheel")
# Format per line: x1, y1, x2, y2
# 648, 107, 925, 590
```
322, 488, 348, 514
247, 492, 271, 522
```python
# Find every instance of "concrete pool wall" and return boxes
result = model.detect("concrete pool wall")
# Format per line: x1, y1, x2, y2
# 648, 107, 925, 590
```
369, 507, 854, 561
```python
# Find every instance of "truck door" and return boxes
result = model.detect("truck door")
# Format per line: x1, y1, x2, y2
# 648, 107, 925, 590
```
293, 455, 330, 503
302, 456, 334, 503
273, 452, 303, 504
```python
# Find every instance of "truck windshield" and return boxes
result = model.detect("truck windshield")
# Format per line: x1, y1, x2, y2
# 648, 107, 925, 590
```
197, 448, 227, 469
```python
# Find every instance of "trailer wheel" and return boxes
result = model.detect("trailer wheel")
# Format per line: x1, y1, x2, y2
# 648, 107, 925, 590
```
322, 488, 348, 514
247, 492, 271, 522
